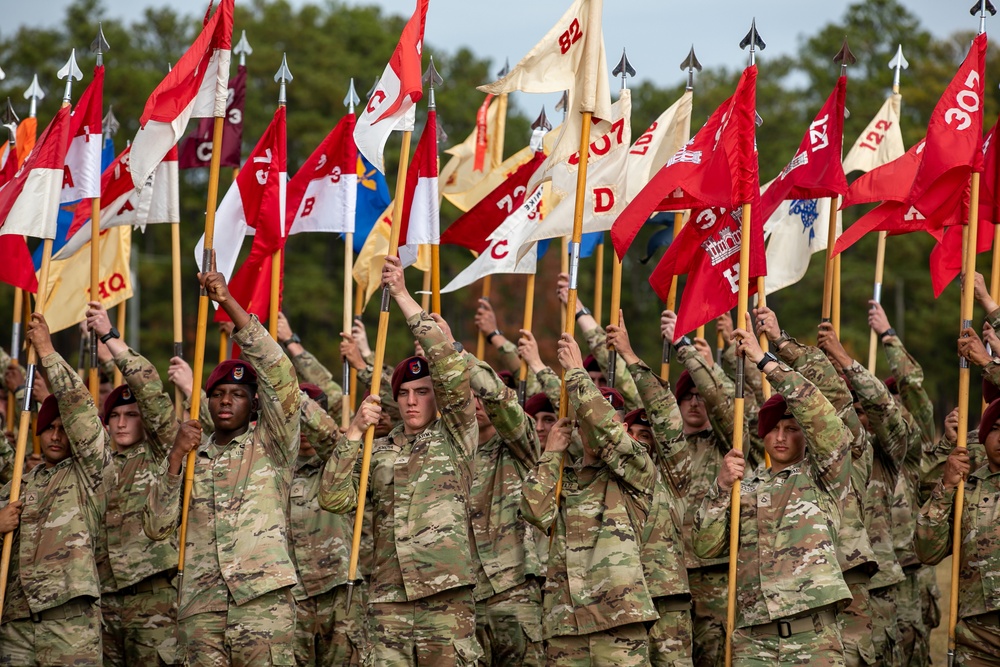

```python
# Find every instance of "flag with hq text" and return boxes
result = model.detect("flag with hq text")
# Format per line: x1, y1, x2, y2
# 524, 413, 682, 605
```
287, 112, 357, 235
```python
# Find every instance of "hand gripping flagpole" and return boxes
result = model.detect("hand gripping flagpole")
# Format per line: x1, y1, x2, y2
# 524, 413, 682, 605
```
341, 79, 360, 429
867, 45, 908, 374
477, 60, 509, 359
951, 8, 993, 664
90, 29, 110, 397
4, 98, 21, 432
268, 54, 293, 341
177, 42, 235, 601
423, 58, 444, 316
662, 46, 701, 380
0, 52, 80, 623
724, 20, 764, 667
820, 40, 855, 335
605, 49, 635, 389
518, 108, 552, 405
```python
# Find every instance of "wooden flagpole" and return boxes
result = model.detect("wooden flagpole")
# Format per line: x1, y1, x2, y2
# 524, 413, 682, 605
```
342, 82, 360, 429
172, 222, 184, 419
350, 282, 363, 413
421, 264, 431, 311
113, 302, 125, 386
517, 273, 535, 405
662, 215, 682, 380
476, 90, 508, 358
593, 238, 604, 326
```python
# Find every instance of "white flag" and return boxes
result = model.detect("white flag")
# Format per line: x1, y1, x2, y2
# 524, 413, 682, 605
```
626, 89, 692, 200
763, 191, 839, 295
842, 93, 905, 175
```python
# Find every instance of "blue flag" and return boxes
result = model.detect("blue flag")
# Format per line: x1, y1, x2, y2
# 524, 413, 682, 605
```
353, 154, 390, 254
579, 232, 604, 259
101, 135, 115, 170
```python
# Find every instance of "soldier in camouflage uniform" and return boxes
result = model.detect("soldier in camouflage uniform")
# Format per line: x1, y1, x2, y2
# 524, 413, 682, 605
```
521, 332, 657, 666
290, 389, 365, 666
460, 347, 545, 666
517, 329, 564, 412
606, 316, 694, 667
143, 268, 301, 666
916, 397, 1000, 666
84, 301, 182, 665
277, 312, 344, 416
473, 297, 543, 399
318, 255, 481, 666
0, 312, 115, 665
694, 315, 852, 666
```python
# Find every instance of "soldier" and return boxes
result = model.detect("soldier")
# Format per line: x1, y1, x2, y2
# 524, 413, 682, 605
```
84, 301, 181, 666
517, 329, 563, 410
143, 267, 301, 666
473, 297, 543, 399
524, 393, 558, 446
521, 332, 657, 666
915, 397, 1000, 666
694, 314, 852, 666
318, 255, 481, 666
277, 312, 343, 414
0, 312, 115, 665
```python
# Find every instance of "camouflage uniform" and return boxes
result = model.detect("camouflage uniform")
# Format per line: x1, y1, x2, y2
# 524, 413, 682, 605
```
916, 465, 1000, 666
773, 335, 877, 667
318, 311, 482, 666
143, 315, 301, 666
623, 361, 694, 667
101, 347, 182, 665
535, 366, 564, 413
356, 361, 401, 424
288, 345, 344, 416
693, 362, 853, 666
882, 334, 939, 667
634, 348, 739, 667
496, 339, 542, 398
521, 367, 657, 666
464, 354, 545, 666
182, 389, 213, 436
582, 325, 641, 411
0, 351, 114, 665
289, 394, 366, 666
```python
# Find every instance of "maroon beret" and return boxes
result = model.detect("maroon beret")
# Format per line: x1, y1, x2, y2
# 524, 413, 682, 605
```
624, 408, 650, 429
583, 354, 601, 373
205, 360, 258, 394
980, 398, 1000, 444
674, 370, 694, 401
599, 387, 626, 412
391, 356, 430, 400
884, 376, 898, 395
498, 370, 516, 389
102, 384, 138, 424
984, 377, 1000, 405
757, 393, 793, 438
524, 393, 555, 417
299, 383, 325, 402
36, 395, 59, 435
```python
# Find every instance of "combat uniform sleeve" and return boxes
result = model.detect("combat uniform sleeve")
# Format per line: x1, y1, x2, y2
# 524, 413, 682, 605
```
677, 346, 738, 447
520, 450, 562, 531
408, 311, 477, 461
883, 334, 935, 452
99, 357, 116, 383
692, 479, 731, 560
182, 390, 213, 436
41, 351, 113, 489
301, 393, 339, 462
566, 368, 654, 504
626, 361, 689, 492
318, 433, 363, 514
233, 316, 301, 468
497, 340, 541, 397
357, 362, 399, 423
582, 326, 641, 411
142, 459, 181, 540
466, 352, 539, 468
914, 482, 956, 566
114, 347, 178, 461
843, 360, 908, 481
535, 367, 562, 412
289, 347, 344, 413
721, 341, 764, 405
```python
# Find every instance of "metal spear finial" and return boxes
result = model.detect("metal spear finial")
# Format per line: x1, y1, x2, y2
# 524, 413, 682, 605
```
679, 45, 702, 91
888, 45, 908, 92
555, 90, 569, 121
23, 74, 45, 118
739, 18, 766, 66
343, 78, 360, 113
58, 49, 84, 103
422, 56, 443, 109
3, 98, 17, 144
365, 76, 380, 101
971, 0, 997, 34
91, 22, 110, 67
496, 58, 510, 79
833, 38, 856, 75
233, 30, 253, 67
612, 48, 636, 91
102, 106, 119, 141
274, 53, 293, 106
530, 106, 551, 152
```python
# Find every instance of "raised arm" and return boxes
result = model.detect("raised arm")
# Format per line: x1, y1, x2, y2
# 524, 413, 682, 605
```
317, 396, 381, 514
465, 352, 539, 467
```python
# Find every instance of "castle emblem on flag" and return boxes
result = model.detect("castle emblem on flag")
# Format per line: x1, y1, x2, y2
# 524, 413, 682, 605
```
789, 199, 819, 245
701, 225, 742, 266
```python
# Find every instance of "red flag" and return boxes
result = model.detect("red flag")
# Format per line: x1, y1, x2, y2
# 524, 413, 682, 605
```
929, 216, 992, 298
215, 106, 287, 322
0, 154, 39, 291
473, 94, 494, 172
978, 118, 1000, 224
287, 113, 358, 235
612, 65, 757, 259
440, 151, 546, 253
396, 109, 439, 266
650, 197, 766, 338
843, 139, 924, 208
178, 63, 246, 169
758, 76, 848, 222
0, 144, 17, 186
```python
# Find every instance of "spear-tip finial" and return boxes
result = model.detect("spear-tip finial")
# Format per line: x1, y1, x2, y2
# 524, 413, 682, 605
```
496, 58, 510, 79
530, 106, 551, 151
365, 76, 380, 101
971, 0, 996, 34
274, 53, 293, 106
3, 98, 18, 143
679, 45, 702, 90
58, 48, 84, 103
23, 74, 45, 118
422, 56, 443, 108
91, 22, 110, 66
102, 106, 119, 140
739, 18, 766, 65
833, 38, 856, 75
888, 44, 908, 91
233, 30, 253, 67
437, 118, 448, 145
555, 90, 569, 117
343, 78, 360, 113
612, 48, 636, 91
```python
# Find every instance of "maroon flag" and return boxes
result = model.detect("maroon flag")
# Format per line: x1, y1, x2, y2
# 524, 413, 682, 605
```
178, 64, 245, 169
612, 65, 758, 259
758, 76, 848, 222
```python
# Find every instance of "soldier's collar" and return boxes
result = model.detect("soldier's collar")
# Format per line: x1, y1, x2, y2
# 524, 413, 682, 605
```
204, 424, 255, 457
970, 464, 1000, 481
